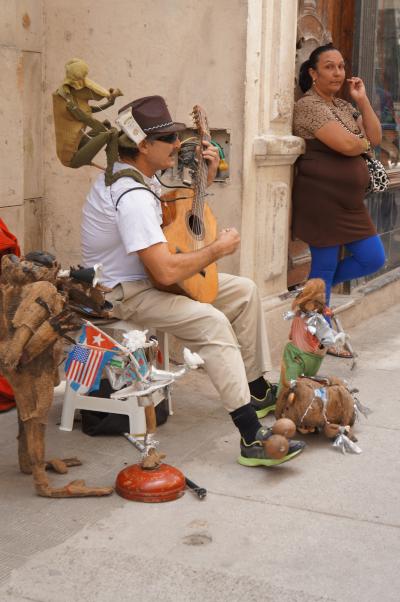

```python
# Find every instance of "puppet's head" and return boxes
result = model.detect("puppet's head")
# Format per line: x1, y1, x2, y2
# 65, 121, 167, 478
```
292, 278, 326, 313
63, 58, 110, 97
1, 253, 59, 286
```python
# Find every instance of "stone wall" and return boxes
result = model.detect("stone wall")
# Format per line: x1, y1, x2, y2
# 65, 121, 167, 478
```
42, 0, 248, 269
1, 0, 303, 365
0, 0, 44, 252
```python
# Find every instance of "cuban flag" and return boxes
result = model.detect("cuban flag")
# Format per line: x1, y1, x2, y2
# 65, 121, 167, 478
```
79, 323, 120, 351
65, 344, 116, 394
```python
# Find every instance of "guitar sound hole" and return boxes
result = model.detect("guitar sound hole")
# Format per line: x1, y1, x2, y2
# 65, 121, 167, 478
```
187, 213, 204, 240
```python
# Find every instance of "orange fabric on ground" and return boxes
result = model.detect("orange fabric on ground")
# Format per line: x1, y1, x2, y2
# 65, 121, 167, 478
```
0, 218, 20, 409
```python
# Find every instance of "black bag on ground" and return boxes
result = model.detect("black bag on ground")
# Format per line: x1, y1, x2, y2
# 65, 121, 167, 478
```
81, 379, 169, 436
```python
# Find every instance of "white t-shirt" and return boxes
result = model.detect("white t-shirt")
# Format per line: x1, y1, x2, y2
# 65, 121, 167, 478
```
81, 162, 166, 287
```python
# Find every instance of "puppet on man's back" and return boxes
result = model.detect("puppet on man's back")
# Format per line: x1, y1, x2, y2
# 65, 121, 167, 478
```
52, 58, 123, 182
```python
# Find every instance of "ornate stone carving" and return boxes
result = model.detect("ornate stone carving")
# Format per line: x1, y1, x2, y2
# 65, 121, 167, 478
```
261, 182, 289, 282
253, 135, 305, 166
270, 90, 292, 123
295, 0, 332, 96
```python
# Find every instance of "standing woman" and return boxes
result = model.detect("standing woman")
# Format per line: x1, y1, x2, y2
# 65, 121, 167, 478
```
292, 43, 385, 350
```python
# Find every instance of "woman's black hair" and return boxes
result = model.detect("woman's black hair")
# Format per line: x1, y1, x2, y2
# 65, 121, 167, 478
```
298, 43, 338, 93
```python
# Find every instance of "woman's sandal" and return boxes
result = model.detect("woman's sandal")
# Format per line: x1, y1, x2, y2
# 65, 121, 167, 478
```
326, 346, 353, 358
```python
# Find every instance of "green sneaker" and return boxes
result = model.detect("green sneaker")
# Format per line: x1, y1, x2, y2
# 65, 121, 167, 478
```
238, 427, 305, 467
250, 384, 277, 419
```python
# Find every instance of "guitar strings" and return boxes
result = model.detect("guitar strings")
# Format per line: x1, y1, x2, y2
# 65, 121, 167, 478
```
191, 109, 211, 251
193, 156, 208, 250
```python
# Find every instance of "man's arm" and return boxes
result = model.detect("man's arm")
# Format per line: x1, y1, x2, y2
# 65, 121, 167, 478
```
138, 228, 240, 286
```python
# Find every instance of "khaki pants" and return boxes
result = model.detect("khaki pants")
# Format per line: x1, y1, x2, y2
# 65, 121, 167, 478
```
107, 273, 271, 412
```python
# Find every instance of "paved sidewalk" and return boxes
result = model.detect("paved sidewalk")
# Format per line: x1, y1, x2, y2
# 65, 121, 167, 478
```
0, 304, 399, 602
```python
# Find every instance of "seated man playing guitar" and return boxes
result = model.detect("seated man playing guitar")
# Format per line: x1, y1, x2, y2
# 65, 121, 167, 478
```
81, 95, 305, 467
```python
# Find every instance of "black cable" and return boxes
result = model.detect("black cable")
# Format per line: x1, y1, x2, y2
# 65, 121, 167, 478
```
155, 173, 191, 190
115, 186, 193, 210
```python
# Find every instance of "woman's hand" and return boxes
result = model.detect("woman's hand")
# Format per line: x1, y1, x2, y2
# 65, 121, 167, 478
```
347, 77, 367, 104
348, 77, 382, 146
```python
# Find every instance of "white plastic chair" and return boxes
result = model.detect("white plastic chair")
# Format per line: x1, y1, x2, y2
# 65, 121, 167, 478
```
60, 321, 171, 436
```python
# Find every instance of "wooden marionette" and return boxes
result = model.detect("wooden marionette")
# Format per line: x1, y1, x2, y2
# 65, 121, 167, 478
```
0, 253, 113, 497
52, 58, 123, 183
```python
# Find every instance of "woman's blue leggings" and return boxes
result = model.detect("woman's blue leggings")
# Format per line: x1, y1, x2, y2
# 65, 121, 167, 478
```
309, 235, 386, 305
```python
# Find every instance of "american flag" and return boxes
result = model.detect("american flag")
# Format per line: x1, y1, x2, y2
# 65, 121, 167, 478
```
65, 344, 115, 394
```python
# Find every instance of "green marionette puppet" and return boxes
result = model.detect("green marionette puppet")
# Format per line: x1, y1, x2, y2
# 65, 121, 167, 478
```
52, 58, 123, 183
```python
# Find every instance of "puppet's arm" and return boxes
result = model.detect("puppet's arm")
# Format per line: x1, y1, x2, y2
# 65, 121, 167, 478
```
91, 87, 123, 112
306, 312, 346, 347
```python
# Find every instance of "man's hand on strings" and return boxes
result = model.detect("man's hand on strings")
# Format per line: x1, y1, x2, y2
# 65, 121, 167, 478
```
202, 140, 220, 186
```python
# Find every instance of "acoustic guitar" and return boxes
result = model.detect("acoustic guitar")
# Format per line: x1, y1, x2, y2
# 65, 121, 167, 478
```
154, 105, 219, 303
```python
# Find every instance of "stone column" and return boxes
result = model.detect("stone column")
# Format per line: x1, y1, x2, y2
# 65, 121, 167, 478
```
0, 0, 43, 252
240, 0, 304, 363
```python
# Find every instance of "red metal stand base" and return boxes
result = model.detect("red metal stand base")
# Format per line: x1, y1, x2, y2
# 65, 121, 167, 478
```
115, 463, 186, 503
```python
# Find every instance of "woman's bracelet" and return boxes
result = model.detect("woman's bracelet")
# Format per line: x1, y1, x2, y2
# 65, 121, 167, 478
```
362, 138, 371, 152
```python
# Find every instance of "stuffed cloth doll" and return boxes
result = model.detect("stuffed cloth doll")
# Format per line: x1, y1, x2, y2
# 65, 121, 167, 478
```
275, 375, 357, 439
278, 278, 346, 394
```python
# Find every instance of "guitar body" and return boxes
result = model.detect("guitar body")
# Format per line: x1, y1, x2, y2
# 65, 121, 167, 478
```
156, 188, 219, 303
150, 105, 219, 303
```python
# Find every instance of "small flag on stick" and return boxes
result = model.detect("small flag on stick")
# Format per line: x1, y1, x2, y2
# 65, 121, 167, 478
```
65, 344, 116, 394
79, 323, 120, 351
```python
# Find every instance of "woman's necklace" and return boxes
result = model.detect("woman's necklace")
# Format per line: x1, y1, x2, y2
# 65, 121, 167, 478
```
311, 86, 337, 105
311, 87, 361, 135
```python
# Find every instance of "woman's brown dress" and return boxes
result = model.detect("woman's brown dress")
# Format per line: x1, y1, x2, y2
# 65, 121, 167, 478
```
292, 88, 376, 247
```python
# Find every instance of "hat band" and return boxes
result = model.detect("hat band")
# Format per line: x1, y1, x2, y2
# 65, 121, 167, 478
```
143, 121, 174, 132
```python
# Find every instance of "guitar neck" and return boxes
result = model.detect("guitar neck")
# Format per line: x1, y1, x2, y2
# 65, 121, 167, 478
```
192, 132, 211, 219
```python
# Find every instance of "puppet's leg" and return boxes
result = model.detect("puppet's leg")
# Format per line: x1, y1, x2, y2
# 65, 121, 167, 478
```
277, 343, 305, 396
302, 351, 324, 379
17, 416, 32, 474
18, 421, 80, 476
70, 127, 119, 178
104, 130, 120, 186
70, 131, 113, 168
45, 457, 82, 473
24, 419, 112, 498
20, 417, 82, 474
66, 100, 119, 170
15, 370, 112, 497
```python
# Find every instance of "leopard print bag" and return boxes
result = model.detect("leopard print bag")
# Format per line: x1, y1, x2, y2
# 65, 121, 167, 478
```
330, 107, 389, 194
364, 154, 389, 193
